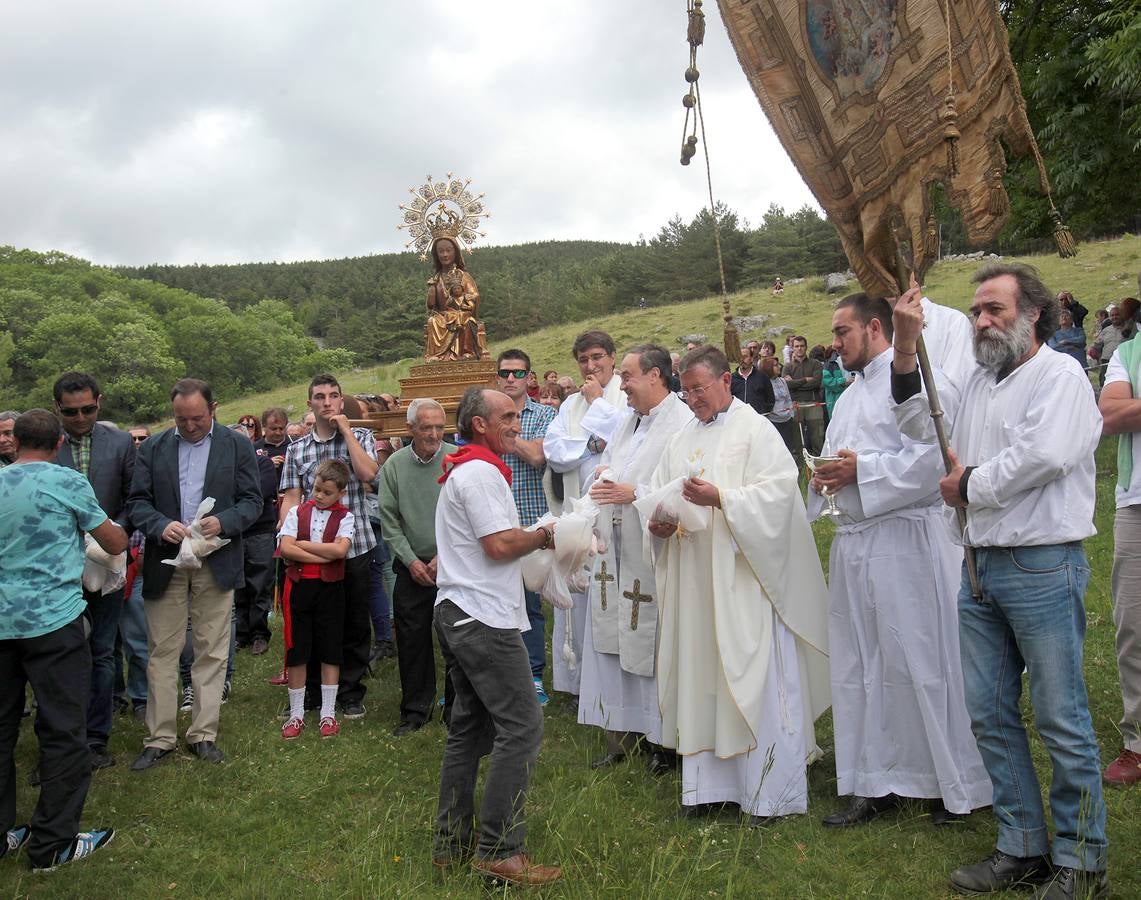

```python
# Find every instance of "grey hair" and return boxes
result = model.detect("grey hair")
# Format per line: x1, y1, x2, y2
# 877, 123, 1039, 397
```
456, 387, 491, 441
972, 262, 1059, 343
0, 410, 19, 423
406, 397, 445, 426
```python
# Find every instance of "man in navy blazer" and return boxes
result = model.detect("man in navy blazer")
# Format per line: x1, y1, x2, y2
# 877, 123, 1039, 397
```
126, 378, 262, 769
53, 372, 135, 771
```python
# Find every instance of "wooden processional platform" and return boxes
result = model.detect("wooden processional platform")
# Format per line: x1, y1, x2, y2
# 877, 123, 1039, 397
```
349, 358, 497, 439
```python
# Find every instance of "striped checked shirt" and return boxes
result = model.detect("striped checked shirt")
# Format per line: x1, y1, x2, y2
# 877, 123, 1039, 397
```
68, 434, 91, 478
503, 398, 556, 527
280, 427, 378, 558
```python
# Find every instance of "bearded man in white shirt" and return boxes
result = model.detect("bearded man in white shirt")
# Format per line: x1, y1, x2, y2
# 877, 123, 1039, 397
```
891, 264, 1108, 898
809, 294, 990, 829
543, 330, 627, 695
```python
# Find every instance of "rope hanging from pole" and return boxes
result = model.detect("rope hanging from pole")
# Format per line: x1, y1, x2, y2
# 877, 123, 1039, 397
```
680, 0, 738, 361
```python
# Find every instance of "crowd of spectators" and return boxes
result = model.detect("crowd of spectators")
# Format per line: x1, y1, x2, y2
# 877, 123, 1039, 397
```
1, 275, 1138, 879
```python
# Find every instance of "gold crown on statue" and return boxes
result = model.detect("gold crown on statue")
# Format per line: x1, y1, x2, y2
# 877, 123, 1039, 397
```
397, 173, 490, 260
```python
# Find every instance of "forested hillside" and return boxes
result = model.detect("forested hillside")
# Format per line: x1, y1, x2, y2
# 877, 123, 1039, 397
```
118, 204, 850, 364
0, 247, 353, 421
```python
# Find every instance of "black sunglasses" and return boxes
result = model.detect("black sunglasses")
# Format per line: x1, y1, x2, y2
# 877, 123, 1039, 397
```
497, 368, 529, 380
58, 404, 98, 417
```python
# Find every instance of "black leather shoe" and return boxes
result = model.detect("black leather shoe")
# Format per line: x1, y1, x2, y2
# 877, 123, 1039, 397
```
677, 802, 724, 820
1033, 866, 1109, 899
89, 745, 115, 770
930, 799, 971, 826
648, 749, 678, 776
130, 746, 174, 771
821, 794, 899, 827
949, 850, 1052, 894
185, 740, 224, 764
590, 751, 628, 770
392, 720, 425, 737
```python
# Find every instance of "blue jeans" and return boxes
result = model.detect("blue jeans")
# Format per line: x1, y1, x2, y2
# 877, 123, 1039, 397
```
958, 544, 1107, 872
521, 590, 545, 681
119, 576, 149, 706
368, 526, 393, 642
84, 587, 122, 749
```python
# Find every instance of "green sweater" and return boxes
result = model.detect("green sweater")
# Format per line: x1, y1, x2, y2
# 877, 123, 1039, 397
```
376, 443, 455, 567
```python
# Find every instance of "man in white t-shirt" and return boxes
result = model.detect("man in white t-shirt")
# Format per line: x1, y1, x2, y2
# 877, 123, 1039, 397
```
432, 388, 561, 888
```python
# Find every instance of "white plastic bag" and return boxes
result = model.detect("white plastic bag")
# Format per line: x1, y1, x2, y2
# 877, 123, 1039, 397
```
161, 498, 230, 570
82, 533, 127, 594
520, 496, 600, 610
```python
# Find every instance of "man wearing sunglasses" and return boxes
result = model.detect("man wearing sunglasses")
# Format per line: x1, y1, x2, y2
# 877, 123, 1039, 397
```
495, 349, 557, 707
52, 372, 135, 773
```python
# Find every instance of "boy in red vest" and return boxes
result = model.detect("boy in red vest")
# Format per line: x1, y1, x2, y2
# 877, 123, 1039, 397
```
278, 459, 354, 739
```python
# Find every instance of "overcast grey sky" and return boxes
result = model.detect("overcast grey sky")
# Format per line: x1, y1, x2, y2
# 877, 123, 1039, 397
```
0, 1, 816, 266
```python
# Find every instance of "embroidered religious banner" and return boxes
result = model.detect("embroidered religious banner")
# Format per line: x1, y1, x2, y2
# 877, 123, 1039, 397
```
716, 0, 1058, 296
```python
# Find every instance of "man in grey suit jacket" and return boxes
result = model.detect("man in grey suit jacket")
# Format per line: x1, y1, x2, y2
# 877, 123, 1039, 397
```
126, 378, 262, 769
53, 372, 135, 771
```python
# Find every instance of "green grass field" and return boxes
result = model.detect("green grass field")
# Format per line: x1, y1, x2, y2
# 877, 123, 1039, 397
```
4, 237, 1138, 897
1, 439, 1136, 899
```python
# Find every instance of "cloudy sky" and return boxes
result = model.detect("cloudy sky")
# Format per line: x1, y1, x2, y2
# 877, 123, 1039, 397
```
1, 1, 816, 266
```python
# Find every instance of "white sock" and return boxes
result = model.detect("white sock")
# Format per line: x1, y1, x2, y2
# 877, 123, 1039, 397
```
288, 688, 305, 721
320, 684, 337, 720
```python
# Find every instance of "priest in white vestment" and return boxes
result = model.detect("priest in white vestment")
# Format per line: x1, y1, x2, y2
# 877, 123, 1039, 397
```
543, 330, 628, 695
646, 345, 831, 823
808, 295, 991, 828
579, 344, 693, 772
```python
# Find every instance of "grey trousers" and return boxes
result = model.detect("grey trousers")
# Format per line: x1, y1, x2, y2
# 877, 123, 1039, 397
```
1111, 503, 1141, 752
433, 599, 543, 860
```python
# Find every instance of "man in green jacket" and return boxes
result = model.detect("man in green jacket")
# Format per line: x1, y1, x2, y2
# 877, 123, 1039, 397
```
377, 398, 457, 735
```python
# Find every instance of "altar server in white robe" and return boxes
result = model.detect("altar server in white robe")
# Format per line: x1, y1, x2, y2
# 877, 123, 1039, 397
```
543, 330, 628, 695
646, 345, 831, 824
919, 295, 975, 390
579, 344, 693, 772
808, 294, 991, 828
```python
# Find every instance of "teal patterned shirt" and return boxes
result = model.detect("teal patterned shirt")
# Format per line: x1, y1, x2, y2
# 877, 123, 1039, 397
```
0, 462, 108, 639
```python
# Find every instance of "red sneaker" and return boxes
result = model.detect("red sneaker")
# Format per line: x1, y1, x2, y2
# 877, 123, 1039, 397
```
281, 716, 305, 740
319, 716, 340, 738
267, 672, 288, 686
1103, 748, 1141, 786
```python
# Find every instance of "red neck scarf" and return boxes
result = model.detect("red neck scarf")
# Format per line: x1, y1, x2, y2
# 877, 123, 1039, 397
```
438, 443, 513, 486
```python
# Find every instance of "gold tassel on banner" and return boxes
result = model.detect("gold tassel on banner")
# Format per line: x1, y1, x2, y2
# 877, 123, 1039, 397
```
986, 168, 1009, 218
941, 95, 961, 178
1050, 207, 1078, 258
924, 214, 939, 260
723, 294, 741, 361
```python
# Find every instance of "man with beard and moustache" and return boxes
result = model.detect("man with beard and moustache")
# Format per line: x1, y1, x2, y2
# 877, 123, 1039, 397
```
809, 295, 990, 830
579, 344, 692, 774
891, 264, 1108, 898
543, 330, 628, 697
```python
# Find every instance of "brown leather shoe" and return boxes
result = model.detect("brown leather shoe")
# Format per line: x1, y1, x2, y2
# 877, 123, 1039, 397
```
471, 853, 562, 886
1103, 748, 1141, 786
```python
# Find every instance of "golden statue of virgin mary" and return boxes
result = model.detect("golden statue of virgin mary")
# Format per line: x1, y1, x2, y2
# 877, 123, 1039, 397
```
398, 174, 491, 361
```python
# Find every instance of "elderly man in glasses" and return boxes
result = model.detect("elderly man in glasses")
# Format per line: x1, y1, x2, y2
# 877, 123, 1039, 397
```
52, 372, 136, 773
